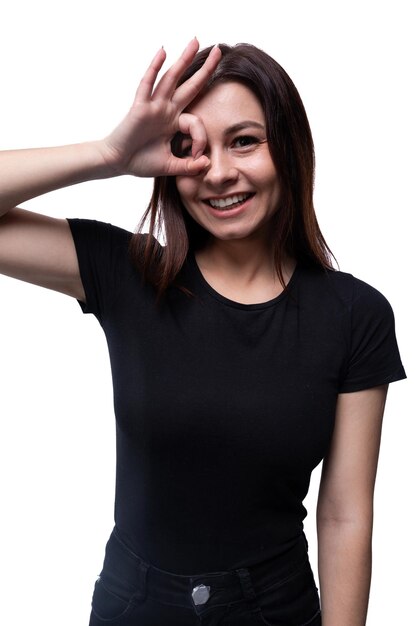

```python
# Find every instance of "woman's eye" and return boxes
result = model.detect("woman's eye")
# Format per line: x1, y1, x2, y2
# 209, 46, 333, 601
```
171, 132, 192, 158
179, 143, 192, 158
232, 135, 260, 149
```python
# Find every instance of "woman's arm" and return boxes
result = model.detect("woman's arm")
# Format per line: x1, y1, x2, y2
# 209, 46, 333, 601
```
0, 39, 220, 298
0, 142, 110, 301
316, 385, 388, 625
0, 39, 219, 217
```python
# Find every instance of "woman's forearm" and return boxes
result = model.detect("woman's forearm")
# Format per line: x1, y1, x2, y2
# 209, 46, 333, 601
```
0, 141, 114, 217
317, 518, 373, 626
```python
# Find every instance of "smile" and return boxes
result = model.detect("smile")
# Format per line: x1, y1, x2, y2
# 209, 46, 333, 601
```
207, 193, 253, 209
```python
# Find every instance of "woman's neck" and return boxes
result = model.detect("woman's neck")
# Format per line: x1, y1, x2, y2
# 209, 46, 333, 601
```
197, 235, 293, 281
194, 236, 296, 303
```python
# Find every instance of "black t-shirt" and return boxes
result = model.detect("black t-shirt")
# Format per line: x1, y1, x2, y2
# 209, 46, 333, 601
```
67, 218, 406, 574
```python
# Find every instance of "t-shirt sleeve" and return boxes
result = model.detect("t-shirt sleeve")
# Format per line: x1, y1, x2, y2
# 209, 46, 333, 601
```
339, 278, 406, 392
66, 218, 133, 321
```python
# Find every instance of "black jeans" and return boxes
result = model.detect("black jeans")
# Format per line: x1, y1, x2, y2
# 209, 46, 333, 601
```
89, 527, 321, 625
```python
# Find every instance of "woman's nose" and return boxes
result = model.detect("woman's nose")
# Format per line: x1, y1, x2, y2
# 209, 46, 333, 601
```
203, 149, 238, 187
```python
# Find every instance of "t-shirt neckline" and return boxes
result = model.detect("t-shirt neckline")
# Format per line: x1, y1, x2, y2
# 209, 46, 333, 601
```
188, 252, 299, 310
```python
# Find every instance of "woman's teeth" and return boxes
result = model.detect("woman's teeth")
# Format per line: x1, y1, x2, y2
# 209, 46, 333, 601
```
209, 193, 250, 209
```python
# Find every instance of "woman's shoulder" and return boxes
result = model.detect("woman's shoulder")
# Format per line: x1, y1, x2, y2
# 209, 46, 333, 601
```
67, 217, 163, 254
332, 268, 393, 311
296, 265, 397, 327
67, 217, 133, 243
301, 265, 391, 306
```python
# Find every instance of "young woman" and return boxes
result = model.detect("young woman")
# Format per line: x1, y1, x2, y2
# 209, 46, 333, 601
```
0, 38, 406, 626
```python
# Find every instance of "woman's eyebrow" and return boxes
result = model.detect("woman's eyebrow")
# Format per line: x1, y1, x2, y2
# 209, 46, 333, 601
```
178, 120, 265, 143
224, 121, 265, 134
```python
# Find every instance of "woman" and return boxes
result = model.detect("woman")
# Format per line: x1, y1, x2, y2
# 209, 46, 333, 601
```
0, 38, 406, 625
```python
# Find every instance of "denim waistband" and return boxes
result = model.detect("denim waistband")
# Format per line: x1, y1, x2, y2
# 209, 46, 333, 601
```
99, 527, 309, 616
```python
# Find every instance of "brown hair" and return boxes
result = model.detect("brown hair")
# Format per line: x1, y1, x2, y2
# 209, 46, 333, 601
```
129, 43, 335, 300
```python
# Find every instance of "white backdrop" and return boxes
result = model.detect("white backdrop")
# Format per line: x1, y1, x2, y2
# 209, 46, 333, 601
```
0, 1, 414, 624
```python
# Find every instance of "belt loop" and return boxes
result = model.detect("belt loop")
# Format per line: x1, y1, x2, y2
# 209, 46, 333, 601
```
235, 568, 259, 613
132, 560, 149, 603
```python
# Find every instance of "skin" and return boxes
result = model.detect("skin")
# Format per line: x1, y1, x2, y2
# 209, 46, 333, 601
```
0, 39, 221, 300
317, 385, 388, 625
175, 82, 280, 247
175, 81, 294, 304
0, 39, 390, 625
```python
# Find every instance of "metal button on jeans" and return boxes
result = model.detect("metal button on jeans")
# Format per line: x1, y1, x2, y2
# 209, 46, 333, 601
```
192, 584, 211, 605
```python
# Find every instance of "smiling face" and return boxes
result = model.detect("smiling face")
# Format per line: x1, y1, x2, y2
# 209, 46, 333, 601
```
175, 81, 280, 247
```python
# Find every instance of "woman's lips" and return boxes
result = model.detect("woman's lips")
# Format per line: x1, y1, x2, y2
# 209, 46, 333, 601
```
205, 193, 255, 218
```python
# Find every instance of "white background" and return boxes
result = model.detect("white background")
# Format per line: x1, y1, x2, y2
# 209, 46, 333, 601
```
0, 1, 414, 623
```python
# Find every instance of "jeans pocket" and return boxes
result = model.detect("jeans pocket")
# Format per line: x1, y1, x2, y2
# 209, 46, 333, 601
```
90, 529, 149, 624
90, 576, 138, 623
256, 559, 321, 626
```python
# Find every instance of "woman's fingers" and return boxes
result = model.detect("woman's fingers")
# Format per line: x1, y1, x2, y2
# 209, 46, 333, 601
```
139, 39, 221, 107
165, 113, 209, 176
177, 113, 207, 160
167, 153, 209, 177
151, 38, 201, 101
134, 47, 167, 103
172, 45, 222, 109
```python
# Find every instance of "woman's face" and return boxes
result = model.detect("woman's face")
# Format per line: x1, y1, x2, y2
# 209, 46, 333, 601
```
175, 81, 280, 245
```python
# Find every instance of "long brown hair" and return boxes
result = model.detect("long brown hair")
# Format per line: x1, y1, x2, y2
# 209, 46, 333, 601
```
129, 43, 335, 299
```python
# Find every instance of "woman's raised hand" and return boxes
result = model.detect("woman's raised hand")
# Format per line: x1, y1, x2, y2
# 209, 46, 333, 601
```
100, 39, 221, 178
0, 39, 220, 300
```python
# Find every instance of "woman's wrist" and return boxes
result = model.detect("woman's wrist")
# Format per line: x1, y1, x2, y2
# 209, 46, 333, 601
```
90, 138, 127, 178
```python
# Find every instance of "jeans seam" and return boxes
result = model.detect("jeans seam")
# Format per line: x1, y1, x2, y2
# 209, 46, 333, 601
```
98, 578, 131, 605
255, 556, 309, 597
299, 607, 322, 626
91, 580, 137, 622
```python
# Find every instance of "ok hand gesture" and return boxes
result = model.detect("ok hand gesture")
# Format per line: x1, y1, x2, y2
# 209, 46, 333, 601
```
100, 39, 221, 178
